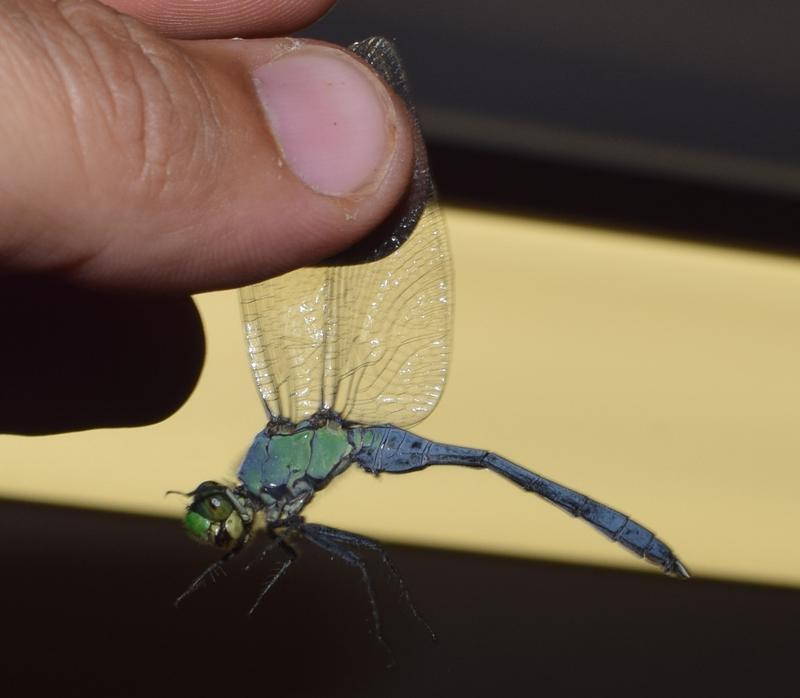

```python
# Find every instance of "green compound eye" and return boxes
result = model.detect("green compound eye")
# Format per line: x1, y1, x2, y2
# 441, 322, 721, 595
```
184, 510, 211, 541
182, 482, 254, 549
192, 493, 233, 523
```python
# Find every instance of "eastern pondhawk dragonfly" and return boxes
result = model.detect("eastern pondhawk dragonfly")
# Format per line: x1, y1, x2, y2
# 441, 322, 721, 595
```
176, 37, 688, 643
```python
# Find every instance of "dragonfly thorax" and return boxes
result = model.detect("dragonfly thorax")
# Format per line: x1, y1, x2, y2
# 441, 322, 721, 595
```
237, 416, 356, 523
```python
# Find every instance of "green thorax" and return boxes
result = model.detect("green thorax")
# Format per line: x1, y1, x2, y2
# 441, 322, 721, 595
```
237, 419, 355, 522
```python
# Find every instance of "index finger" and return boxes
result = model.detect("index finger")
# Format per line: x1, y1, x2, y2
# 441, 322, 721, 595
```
103, 0, 337, 39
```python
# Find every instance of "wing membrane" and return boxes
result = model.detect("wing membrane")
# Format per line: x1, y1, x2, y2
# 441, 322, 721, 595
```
240, 201, 451, 426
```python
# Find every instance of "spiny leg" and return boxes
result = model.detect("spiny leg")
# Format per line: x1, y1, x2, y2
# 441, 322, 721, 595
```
302, 523, 436, 641
301, 526, 394, 663
175, 545, 242, 607
244, 532, 283, 573
248, 531, 298, 616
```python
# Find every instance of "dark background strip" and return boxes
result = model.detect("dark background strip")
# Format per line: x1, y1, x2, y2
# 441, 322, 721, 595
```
5, 498, 797, 695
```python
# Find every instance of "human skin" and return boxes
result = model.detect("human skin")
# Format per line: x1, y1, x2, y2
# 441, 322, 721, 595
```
0, 0, 416, 433
0, 0, 415, 292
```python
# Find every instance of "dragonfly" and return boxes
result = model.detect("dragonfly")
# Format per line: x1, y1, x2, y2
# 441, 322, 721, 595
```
175, 36, 689, 647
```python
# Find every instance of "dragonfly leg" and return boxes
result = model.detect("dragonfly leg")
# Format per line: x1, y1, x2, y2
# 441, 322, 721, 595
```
300, 525, 395, 665
248, 528, 298, 616
302, 523, 436, 641
175, 545, 243, 607
243, 530, 284, 573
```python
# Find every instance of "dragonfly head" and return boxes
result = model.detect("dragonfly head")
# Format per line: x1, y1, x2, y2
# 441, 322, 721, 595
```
181, 481, 255, 550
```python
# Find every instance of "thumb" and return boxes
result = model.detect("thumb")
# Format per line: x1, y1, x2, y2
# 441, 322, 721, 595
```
0, 0, 414, 292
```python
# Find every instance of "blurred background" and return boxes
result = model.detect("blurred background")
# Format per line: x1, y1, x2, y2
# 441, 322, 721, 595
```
3, 1, 800, 693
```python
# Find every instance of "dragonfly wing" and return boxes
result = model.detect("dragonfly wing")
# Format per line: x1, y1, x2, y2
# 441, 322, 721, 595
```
239, 37, 452, 426
240, 202, 450, 426
328, 201, 450, 426
241, 266, 335, 422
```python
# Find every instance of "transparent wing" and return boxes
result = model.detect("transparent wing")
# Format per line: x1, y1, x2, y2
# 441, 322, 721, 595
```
240, 200, 451, 427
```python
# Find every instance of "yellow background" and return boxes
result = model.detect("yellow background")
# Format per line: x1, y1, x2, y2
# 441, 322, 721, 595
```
3, 206, 799, 586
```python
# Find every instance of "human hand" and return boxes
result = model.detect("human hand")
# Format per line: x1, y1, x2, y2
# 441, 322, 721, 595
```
0, 0, 414, 291
0, 0, 415, 433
